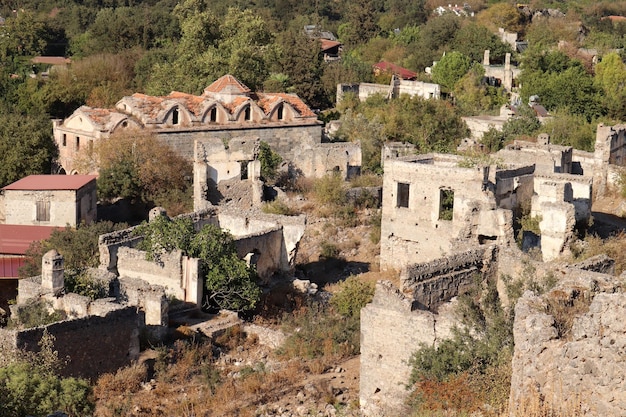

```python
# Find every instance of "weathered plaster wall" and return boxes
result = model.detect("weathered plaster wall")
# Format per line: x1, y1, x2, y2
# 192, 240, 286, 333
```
380, 155, 518, 270
3, 185, 96, 227
292, 142, 362, 179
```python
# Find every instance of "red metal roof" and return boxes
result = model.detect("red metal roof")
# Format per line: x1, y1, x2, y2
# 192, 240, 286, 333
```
0, 257, 25, 278
320, 39, 341, 52
373, 61, 417, 80
3, 175, 96, 191
0, 225, 58, 255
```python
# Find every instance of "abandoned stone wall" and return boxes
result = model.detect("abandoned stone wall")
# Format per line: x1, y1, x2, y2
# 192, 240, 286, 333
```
401, 247, 490, 311
98, 226, 142, 272
381, 156, 507, 269
218, 210, 306, 272
231, 227, 284, 283
156, 124, 322, 162
292, 142, 362, 179
360, 281, 457, 416
510, 271, 626, 416
533, 174, 592, 222
395, 79, 440, 99
116, 247, 188, 300
118, 277, 168, 326
0, 306, 140, 380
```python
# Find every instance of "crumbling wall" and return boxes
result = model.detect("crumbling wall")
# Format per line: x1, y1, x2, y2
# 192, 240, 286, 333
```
231, 227, 284, 282
218, 210, 306, 272
510, 271, 626, 416
401, 247, 490, 311
380, 155, 516, 270
98, 227, 142, 273
360, 281, 457, 416
533, 174, 592, 222
0, 306, 140, 380
291, 142, 362, 179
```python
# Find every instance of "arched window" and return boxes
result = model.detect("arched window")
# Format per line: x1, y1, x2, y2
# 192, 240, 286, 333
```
244, 106, 251, 121
277, 104, 284, 120
210, 107, 217, 122
172, 108, 179, 125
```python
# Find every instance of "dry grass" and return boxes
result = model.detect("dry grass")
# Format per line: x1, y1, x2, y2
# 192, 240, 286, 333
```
574, 232, 626, 275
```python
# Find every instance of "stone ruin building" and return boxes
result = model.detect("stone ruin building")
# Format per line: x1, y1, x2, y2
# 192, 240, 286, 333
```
53, 74, 360, 180
362, 125, 626, 415
0, 202, 305, 380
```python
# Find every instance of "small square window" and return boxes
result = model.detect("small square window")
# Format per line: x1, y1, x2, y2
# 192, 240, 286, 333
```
397, 183, 409, 208
36, 200, 50, 222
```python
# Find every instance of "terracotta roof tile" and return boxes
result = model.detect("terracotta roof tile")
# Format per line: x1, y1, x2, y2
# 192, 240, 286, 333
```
373, 61, 417, 80
260, 93, 317, 117
204, 75, 251, 94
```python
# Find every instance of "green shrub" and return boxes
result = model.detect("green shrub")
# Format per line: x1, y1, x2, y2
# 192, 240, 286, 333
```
278, 302, 360, 360
261, 200, 297, 216
330, 276, 374, 318
64, 269, 109, 300
312, 173, 346, 206
320, 241, 340, 259
259, 141, 282, 181
8, 299, 66, 329
369, 211, 382, 244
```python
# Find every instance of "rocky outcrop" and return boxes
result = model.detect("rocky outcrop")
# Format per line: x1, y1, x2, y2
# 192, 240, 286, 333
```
510, 271, 625, 416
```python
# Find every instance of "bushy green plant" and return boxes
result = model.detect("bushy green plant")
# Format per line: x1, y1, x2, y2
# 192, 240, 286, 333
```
330, 276, 374, 318
312, 173, 346, 206
278, 302, 360, 360
0, 332, 94, 417
259, 141, 283, 181
133, 217, 260, 312
8, 299, 66, 329
261, 200, 297, 216
64, 270, 109, 301
319, 241, 340, 259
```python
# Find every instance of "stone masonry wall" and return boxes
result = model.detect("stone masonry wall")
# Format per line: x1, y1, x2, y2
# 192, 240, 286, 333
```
156, 124, 321, 162
0, 307, 140, 380
360, 281, 457, 416
510, 270, 626, 416
401, 247, 488, 311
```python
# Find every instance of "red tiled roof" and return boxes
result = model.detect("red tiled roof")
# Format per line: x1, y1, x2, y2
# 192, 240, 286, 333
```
267, 93, 317, 117
0, 225, 58, 255
205, 75, 251, 94
373, 61, 417, 80
0, 257, 25, 278
3, 175, 96, 191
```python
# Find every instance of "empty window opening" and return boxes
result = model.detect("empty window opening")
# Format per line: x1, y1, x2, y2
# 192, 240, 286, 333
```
210, 107, 217, 122
62, 134, 66, 147
277, 104, 284, 120
36, 200, 50, 222
76, 136, 80, 150
240, 161, 249, 180
172, 108, 179, 125
397, 182, 410, 208
439, 189, 454, 220
478, 234, 497, 244
244, 106, 251, 121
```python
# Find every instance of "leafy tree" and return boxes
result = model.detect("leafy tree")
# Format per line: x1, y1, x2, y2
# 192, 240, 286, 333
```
540, 112, 596, 152
476, 2, 525, 33
403, 14, 462, 71
19, 221, 127, 279
336, 108, 385, 173
0, 113, 57, 188
0, 10, 48, 58
134, 216, 261, 312
85, 130, 192, 213
453, 64, 507, 116
378, 0, 427, 32
337, 0, 381, 48
595, 52, 626, 120
451, 23, 513, 64
431, 51, 472, 91
276, 27, 328, 109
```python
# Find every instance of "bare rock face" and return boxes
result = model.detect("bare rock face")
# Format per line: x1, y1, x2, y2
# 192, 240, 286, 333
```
510, 272, 626, 416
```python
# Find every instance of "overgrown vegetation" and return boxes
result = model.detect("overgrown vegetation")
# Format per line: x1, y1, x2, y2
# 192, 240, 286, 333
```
134, 215, 261, 312
8, 299, 66, 329
258, 141, 283, 182
0, 332, 94, 417
408, 275, 513, 415
329, 275, 374, 319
